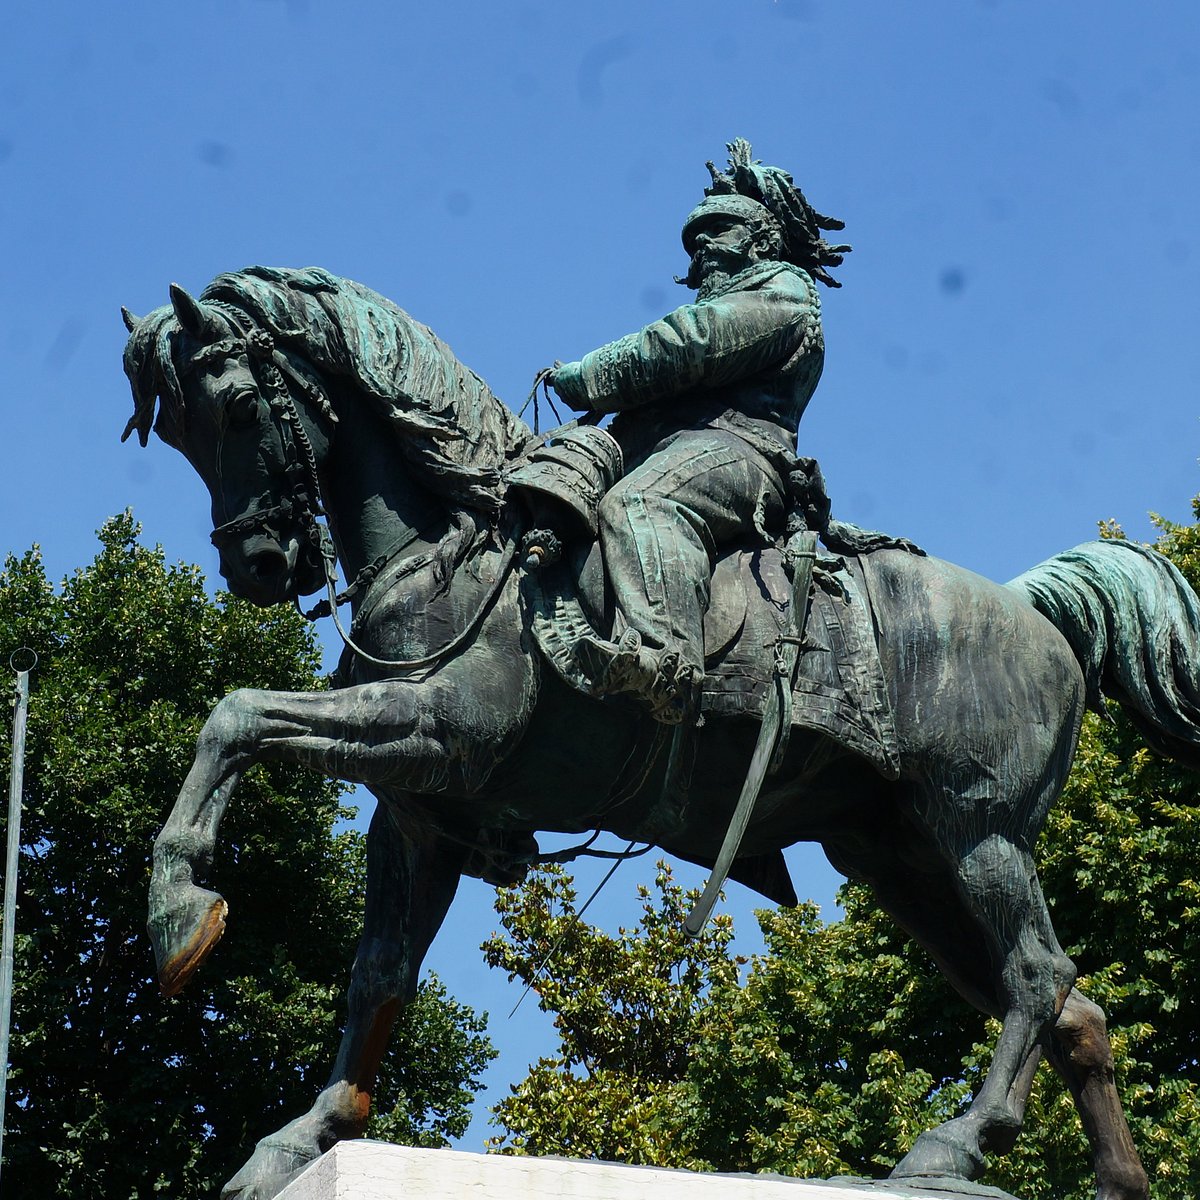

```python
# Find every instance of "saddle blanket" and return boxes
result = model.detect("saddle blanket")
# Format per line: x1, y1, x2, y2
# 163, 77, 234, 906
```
529, 546, 901, 781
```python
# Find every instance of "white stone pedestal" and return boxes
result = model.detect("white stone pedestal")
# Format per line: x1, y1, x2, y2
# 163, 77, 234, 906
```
276, 1142, 1020, 1200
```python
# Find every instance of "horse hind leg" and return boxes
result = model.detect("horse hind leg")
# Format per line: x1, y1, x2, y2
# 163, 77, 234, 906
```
826, 823, 1064, 1179
889, 829, 1077, 1181
830, 767, 1147, 1196
1045, 988, 1149, 1200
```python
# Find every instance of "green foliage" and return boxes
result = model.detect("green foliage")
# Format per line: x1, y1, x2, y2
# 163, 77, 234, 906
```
676, 895, 975, 1178
0, 514, 493, 1197
483, 866, 974, 1177
482, 864, 740, 1162
485, 506, 1200, 1198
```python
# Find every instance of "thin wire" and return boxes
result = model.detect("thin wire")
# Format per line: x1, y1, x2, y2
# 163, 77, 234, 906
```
507, 841, 643, 1019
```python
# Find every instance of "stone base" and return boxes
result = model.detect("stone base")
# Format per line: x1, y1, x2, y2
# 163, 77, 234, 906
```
276, 1142, 1021, 1200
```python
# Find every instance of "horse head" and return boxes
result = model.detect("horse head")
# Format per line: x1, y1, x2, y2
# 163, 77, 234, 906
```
121, 282, 335, 606
122, 266, 532, 614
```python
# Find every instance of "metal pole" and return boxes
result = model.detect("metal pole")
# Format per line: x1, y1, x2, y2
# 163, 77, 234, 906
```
0, 649, 35, 1179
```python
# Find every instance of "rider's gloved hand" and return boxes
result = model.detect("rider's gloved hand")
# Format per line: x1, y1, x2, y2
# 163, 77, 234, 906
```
532, 360, 595, 412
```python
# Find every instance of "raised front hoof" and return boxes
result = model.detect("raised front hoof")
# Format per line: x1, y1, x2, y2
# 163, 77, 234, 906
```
147, 883, 228, 997
221, 1137, 318, 1200
890, 1124, 985, 1184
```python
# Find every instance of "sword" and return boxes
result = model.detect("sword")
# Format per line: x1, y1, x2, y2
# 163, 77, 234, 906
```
683, 532, 816, 938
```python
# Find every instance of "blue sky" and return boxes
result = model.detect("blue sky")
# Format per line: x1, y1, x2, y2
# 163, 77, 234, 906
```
2, 0, 1199, 1151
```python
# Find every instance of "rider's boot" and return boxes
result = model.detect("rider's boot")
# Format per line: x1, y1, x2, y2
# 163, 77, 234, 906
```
578, 629, 703, 725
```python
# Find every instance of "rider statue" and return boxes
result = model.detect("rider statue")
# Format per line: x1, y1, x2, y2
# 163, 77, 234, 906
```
542, 139, 849, 723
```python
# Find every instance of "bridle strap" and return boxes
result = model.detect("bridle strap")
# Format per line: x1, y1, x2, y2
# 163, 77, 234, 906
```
211, 497, 299, 545
208, 325, 327, 549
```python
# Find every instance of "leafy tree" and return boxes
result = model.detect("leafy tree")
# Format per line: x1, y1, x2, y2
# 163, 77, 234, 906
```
484, 866, 973, 1176
485, 506, 1200, 1199
482, 863, 741, 1163
0, 514, 494, 1198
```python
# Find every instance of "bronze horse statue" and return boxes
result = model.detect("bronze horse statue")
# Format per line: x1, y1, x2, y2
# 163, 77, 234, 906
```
122, 266, 1200, 1200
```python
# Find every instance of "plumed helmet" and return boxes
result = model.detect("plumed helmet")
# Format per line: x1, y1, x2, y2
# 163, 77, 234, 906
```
681, 193, 785, 258
681, 138, 851, 288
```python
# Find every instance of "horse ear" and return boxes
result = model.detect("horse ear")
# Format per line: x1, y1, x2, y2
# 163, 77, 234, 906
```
121, 306, 140, 332
169, 283, 212, 340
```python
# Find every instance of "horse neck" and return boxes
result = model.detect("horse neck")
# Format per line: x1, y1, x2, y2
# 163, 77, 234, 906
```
318, 387, 449, 585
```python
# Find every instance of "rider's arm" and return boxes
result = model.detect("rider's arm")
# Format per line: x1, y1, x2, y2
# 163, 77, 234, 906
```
551, 268, 817, 414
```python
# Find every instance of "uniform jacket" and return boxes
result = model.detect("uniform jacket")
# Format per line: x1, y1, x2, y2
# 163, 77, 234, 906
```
552, 260, 824, 471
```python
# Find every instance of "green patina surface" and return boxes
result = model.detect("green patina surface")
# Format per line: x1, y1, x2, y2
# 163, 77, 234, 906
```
113, 142, 1200, 1200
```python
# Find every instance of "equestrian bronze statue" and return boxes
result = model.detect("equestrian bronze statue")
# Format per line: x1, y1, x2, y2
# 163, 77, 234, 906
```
120, 142, 1198, 1200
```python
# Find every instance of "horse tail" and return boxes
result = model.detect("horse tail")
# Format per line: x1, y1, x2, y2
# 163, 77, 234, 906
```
1008, 540, 1200, 769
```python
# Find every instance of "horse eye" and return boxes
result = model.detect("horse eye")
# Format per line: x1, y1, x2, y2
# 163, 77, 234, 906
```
226, 391, 260, 428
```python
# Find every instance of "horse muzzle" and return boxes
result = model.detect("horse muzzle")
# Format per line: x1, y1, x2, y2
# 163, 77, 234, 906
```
217, 530, 321, 606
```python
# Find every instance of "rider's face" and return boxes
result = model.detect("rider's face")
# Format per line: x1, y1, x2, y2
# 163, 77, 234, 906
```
687, 215, 759, 292
693, 215, 756, 262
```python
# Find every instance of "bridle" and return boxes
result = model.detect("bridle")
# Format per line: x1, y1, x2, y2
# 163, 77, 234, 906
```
196, 314, 517, 675
205, 324, 331, 557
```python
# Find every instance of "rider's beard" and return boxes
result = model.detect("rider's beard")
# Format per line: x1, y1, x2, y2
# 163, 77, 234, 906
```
686, 246, 750, 299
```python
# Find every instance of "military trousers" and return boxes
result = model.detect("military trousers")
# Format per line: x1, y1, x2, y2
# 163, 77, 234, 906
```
597, 427, 786, 675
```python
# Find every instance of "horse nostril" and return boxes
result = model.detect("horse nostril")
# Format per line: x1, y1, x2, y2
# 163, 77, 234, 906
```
247, 550, 283, 582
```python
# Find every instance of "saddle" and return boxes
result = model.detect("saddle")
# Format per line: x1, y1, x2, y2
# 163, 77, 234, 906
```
513, 425, 916, 781
527, 539, 901, 780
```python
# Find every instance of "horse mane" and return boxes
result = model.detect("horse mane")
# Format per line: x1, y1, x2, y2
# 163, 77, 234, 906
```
123, 266, 531, 513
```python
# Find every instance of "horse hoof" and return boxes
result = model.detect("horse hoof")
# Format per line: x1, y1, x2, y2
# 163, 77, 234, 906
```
147, 883, 228, 997
221, 1137, 318, 1200
890, 1125, 984, 1182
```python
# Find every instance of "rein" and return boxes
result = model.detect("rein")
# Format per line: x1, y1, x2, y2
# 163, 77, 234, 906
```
314, 524, 520, 676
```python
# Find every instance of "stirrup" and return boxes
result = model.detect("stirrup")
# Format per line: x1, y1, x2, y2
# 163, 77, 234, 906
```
577, 629, 652, 694
649, 655, 703, 726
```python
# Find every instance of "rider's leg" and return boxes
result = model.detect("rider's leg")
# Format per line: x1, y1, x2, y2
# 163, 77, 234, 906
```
590, 429, 784, 719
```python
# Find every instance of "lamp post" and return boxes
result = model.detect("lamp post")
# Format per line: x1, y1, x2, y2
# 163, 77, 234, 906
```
0, 649, 35, 1177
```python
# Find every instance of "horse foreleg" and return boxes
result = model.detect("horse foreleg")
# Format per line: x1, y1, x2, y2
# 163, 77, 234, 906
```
148, 678, 472, 996
222, 802, 465, 1200
1045, 989, 1149, 1200
148, 695, 265, 996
